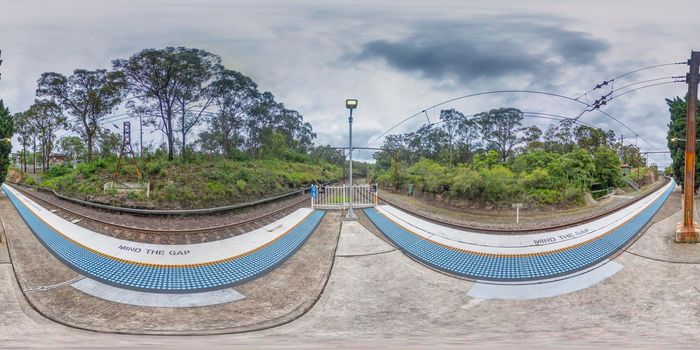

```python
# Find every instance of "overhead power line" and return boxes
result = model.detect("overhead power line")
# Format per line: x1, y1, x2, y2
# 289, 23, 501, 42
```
575, 61, 686, 100
366, 89, 659, 151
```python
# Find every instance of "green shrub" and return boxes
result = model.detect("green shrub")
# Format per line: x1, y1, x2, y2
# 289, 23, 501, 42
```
143, 158, 168, 177
206, 180, 229, 195
450, 166, 483, 198
236, 179, 247, 191
528, 189, 562, 205
24, 176, 37, 186
521, 168, 552, 189
44, 164, 73, 178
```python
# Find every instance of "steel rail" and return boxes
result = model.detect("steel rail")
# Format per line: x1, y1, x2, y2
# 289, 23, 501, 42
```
7, 183, 310, 235
7, 181, 307, 215
377, 177, 669, 234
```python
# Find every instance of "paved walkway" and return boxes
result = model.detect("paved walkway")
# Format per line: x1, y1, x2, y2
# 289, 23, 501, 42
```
3, 187, 700, 347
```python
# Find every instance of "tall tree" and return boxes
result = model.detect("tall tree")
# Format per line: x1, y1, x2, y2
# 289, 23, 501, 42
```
246, 91, 280, 156
208, 70, 259, 155
0, 100, 13, 184
522, 125, 543, 150
25, 100, 66, 171
114, 47, 220, 160
574, 125, 611, 154
173, 49, 222, 157
59, 136, 86, 162
476, 107, 525, 161
36, 69, 125, 162
440, 108, 464, 167
98, 129, 122, 157
543, 120, 575, 153
13, 112, 33, 172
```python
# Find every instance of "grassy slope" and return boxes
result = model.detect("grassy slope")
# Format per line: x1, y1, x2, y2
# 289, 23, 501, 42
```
32, 157, 341, 209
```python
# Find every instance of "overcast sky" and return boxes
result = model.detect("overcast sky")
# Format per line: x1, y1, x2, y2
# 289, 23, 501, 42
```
0, 0, 697, 166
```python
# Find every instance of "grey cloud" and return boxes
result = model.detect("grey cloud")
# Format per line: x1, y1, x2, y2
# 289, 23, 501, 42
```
352, 19, 609, 87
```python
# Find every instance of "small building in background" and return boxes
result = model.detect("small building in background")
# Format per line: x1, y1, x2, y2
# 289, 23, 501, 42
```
49, 153, 71, 166
621, 164, 631, 177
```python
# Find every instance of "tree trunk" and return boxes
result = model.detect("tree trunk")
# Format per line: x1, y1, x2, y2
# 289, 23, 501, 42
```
32, 138, 36, 174
167, 117, 174, 161
86, 133, 94, 163
42, 142, 45, 171
181, 101, 187, 159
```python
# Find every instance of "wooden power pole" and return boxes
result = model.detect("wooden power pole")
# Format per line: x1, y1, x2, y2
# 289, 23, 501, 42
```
676, 51, 700, 243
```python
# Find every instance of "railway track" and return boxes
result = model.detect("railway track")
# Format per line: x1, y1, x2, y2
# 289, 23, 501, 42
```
8, 183, 311, 235
377, 177, 671, 234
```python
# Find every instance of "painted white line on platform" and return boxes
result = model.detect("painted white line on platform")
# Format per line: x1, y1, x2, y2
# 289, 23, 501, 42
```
2, 184, 313, 266
466, 260, 623, 300
72, 278, 245, 307
376, 181, 672, 255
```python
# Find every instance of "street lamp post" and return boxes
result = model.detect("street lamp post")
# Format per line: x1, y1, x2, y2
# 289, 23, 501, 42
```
345, 99, 358, 219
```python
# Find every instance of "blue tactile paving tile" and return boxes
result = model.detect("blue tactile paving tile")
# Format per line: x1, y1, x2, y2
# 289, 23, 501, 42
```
364, 183, 674, 281
3, 187, 326, 293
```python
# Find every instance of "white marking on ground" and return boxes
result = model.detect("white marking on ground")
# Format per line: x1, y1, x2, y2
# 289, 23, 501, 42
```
72, 278, 245, 307
466, 260, 623, 300
376, 181, 671, 255
2, 184, 312, 266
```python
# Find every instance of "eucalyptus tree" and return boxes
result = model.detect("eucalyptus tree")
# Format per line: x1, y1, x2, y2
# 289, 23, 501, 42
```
208, 69, 259, 156
476, 107, 525, 162
13, 111, 33, 172
275, 107, 316, 152
26, 100, 66, 171
439, 108, 464, 167
246, 91, 281, 156
0, 100, 13, 183
36, 69, 125, 162
59, 136, 85, 162
113, 47, 221, 160
173, 49, 222, 157
98, 129, 122, 157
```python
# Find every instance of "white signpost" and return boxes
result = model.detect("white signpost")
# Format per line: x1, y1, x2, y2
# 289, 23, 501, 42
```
512, 203, 523, 224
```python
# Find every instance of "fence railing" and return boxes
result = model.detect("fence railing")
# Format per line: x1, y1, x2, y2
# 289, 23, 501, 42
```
312, 184, 377, 210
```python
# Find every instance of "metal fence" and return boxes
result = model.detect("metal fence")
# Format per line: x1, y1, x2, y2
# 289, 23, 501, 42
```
312, 184, 377, 210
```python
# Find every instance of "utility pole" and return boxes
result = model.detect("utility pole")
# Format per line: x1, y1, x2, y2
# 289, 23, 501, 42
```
676, 51, 700, 243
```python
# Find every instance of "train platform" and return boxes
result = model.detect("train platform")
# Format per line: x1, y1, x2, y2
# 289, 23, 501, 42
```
364, 180, 674, 282
2, 184, 325, 293
2, 180, 700, 347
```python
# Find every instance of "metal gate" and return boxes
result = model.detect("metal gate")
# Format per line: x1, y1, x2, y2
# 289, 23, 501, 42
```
312, 184, 377, 209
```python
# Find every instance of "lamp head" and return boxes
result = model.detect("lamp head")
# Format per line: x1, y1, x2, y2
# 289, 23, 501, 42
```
345, 99, 358, 110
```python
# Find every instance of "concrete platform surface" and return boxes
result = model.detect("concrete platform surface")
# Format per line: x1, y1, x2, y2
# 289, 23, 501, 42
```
0, 194, 341, 334
2, 189, 700, 348
335, 220, 396, 256
376, 179, 673, 255
467, 260, 624, 299
3, 184, 314, 266
72, 278, 246, 307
